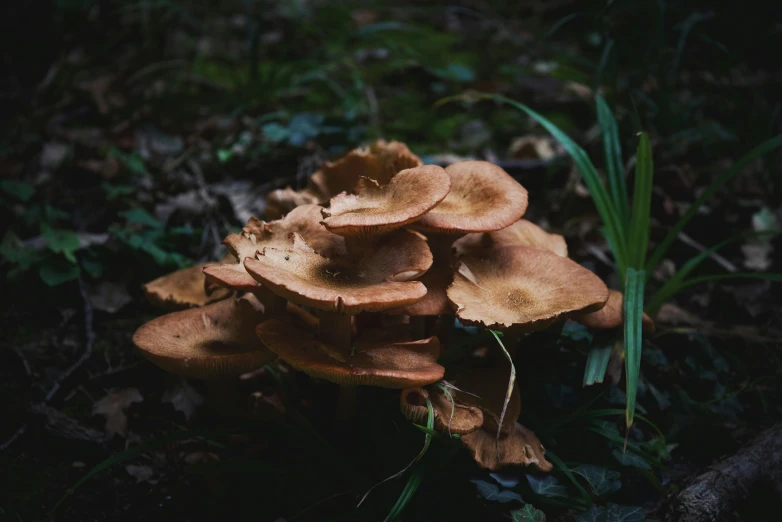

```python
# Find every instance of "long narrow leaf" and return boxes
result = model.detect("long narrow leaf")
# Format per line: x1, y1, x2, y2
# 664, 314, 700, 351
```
623, 268, 646, 429
490, 330, 516, 442
646, 134, 782, 275
583, 344, 613, 386
627, 133, 654, 268
596, 94, 629, 224
437, 92, 628, 276
678, 272, 782, 289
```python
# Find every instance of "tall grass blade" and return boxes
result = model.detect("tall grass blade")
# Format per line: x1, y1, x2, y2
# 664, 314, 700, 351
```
437, 92, 628, 276
646, 134, 782, 275
677, 272, 782, 289
583, 344, 613, 386
624, 268, 646, 429
490, 330, 516, 442
627, 133, 654, 268
596, 94, 629, 224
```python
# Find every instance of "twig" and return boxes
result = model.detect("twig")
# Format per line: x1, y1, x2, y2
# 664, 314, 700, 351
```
0, 425, 28, 451
677, 232, 738, 273
13, 347, 32, 377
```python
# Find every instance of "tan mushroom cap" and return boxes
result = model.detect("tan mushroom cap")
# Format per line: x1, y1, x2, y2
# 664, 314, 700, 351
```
321, 165, 451, 237
132, 295, 276, 380
310, 140, 423, 199
203, 206, 346, 292
453, 220, 568, 258
387, 267, 454, 316
256, 318, 444, 388
143, 264, 232, 311
244, 230, 431, 314
574, 289, 656, 334
449, 367, 521, 435
264, 186, 323, 220
461, 422, 553, 472
413, 161, 529, 234
400, 387, 483, 435
447, 246, 609, 331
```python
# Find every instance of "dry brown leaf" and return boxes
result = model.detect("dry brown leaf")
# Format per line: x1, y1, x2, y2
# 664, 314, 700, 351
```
92, 387, 143, 438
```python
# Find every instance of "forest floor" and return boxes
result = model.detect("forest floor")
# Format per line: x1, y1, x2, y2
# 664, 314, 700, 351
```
1, 2, 782, 521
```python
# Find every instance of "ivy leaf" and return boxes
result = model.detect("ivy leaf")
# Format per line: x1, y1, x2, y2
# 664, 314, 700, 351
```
490, 471, 520, 488
470, 479, 525, 504
511, 504, 547, 522
0, 231, 45, 270
612, 450, 652, 470
526, 475, 568, 498
121, 208, 163, 229
42, 225, 80, 263
575, 503, 645, 522
0, 180, 35, 201
39, 257, 80, 286
571, 465, 621, 496
560, 321, 593, 342
261, 122, 291, 143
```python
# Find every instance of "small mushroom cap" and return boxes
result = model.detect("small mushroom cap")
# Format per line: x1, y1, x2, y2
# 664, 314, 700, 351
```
321, 165, 451, 237
574, 290, 656, 333
256, 318, 444, 388
453, 220, 568, 258
387, 266, 454, 316
143, 264, 232, 311
244, 230, 431, 314
447, 246, 609, 331
204, 206, 346, 292
264, 186, 323, 220
400, 387, 483, 435
461, 422, 553, 472
413, 161, 529, 234
132, 295, 275, 380
449, 367, 521, 435
310, 140, 423, 199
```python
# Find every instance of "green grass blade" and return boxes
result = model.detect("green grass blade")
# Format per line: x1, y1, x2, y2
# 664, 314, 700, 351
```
437, 92, 628, 276
678, 272, 782, 289
596, 94, 629, 224
543, 450, 593, 507
624, 268, 646, 429
627, 133, 654, 268
490, 330, 516, 441
646, 134, 782, 275
583, 344, 613, 386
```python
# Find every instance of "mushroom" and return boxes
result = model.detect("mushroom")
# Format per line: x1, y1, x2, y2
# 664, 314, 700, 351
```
264, 186, 323, 220
573, 289, 656, 334
320, 165, 451, 238
453, 219, 568, 258
142, 262, 232, 311
400, 387, 483, 435
461, 422, 553, 472
447, 246, 609, 333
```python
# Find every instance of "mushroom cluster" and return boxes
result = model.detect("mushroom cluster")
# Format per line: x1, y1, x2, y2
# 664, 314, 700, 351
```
133, 140, 640, 472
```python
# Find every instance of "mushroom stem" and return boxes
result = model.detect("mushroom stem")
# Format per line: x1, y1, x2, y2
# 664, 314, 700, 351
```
436, 314, 456, 346
257, 286, 286, 316
317, 310, 352, 352
426, 232, 458, 262
336, 384, 357, 422
205, 379, 243, 419
410, 316, 427, 339
343, 236, 370, 257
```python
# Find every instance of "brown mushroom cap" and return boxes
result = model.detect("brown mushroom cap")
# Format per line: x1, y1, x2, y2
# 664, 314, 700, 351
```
321, 165, 451, 237
256, 318, 444, 388
244, 230, 431, 314
264, 186, 323, 220
132, 295, 276, 380
387, 267, 454, 316
143, 264, 232, 311
447, 246, 609, 331
204, 205, 346, 292
461, 422, 553, 472
449, 367, 521, 435
400, 387, 483, 435
310, 140, 423, 199
574, 289, 656, 334
413, 161, 529, 234
453, 220, 568, 258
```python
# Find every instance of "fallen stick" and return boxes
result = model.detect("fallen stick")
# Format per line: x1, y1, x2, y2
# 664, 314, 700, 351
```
666, 423, 782, 522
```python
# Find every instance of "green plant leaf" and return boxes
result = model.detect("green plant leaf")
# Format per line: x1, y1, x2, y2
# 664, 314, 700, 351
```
511, 504, 547, 522
526, 475, 569, 498
39, 257, 80, 286
575, 503, 645, 522
0, 179, 35, 201
623, 268, 645, 428
612, 449, 652, 470
627, 133, 654, 268
470, 479, 525, 503
571, 465, 622, 496
646, 134, 782, 275
41, 225, 80, 263
596, 95, 628, 224
583, 344, 613, 386
121, 208, 164, 229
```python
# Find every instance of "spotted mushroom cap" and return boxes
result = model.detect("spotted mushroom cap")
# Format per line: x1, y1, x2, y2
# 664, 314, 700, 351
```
574, 289, 656, 334
453, 219, 568, 258
244, 230, 432, 314
400, 387, 483, 435
132, 294, 276, 380
256, 318, 444, 388
461, 422, 553, 472
143, 264, 232, 311
447, 246, 609, 332
321, 165, 451, 237
413, 161, 529, 234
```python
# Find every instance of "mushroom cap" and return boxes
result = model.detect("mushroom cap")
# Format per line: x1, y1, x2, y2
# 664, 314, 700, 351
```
310, 140, 423, 199
132, 295, 275, 380
461, 422, 553, 472
256, 318, 444, 388
413, 161, 529, 234
574, 289, 656, 334
264, 186, 323, 220
203, 206, 346, 292
387, 266, 454, 316
400, 387, 483, 435
321, 165, 451, 237
449, 367, 521, 435
244, 230, 432, 314
453, 220, 568, 258
143, 264, 232, 311
447, 246, 609, 331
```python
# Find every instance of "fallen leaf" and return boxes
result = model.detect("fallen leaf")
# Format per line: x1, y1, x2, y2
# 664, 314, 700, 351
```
93, 388, 143, 437
125, 464, 156, 483
87, 281, 132, 313
162, 380, 204, 421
